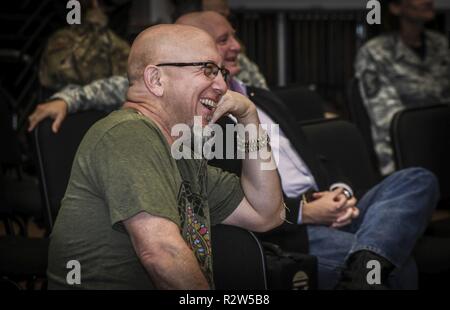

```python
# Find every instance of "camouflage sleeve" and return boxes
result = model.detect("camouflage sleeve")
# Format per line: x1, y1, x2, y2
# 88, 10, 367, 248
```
236, 53, 269, 90
50, 75, 129, 113
355, 47, 404, 175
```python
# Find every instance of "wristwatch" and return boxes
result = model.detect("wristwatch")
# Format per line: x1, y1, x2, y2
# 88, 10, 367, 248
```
329, 182, 354, 199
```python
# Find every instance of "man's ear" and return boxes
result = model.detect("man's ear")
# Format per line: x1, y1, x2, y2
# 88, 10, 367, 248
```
143, 65, 164, 97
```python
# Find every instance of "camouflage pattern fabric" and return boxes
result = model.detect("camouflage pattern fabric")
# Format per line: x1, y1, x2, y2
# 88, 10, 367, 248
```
355, 30, 450, 175
236, 53, 269, 90
39, 9, 130, 91
51, 75, 128, 113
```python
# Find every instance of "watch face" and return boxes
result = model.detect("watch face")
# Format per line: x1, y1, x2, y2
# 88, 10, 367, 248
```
342, 189, 353, 199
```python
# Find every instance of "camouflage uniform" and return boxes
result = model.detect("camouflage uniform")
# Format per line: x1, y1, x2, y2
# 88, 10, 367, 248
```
355, 30, 450, 175
39, 9, 130, 91
51, 75, 128, 113
50, 53, 269, 111
235, 53, 269, 90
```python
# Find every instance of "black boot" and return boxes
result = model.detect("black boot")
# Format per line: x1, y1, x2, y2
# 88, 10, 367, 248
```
334, 250, 395, 290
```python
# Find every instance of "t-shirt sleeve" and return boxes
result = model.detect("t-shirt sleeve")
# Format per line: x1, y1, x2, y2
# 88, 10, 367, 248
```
91, 120, 181, 231
206, 165, 244, 226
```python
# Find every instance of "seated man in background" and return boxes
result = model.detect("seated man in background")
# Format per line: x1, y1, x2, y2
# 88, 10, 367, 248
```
39, 0, 130, 91
202, 0, 269, 89
47, 24, 284, 289
39, 12, 438, 290
355, 0, 450, 175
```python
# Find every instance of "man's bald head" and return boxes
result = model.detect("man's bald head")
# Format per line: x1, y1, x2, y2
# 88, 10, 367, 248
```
127, 24, 216, 83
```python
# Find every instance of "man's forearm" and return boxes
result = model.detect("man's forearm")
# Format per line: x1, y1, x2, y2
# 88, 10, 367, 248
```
50, 76, 129, 113
141, 242, 210, 290
126, 213, 210, 290
239, 114, 284, 220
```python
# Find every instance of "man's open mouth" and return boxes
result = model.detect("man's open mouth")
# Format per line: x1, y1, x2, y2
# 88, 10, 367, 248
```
200, 98, 217, 111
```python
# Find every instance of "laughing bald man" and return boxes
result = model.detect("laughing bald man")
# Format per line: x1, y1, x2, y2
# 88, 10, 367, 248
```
47, 24, 284, 290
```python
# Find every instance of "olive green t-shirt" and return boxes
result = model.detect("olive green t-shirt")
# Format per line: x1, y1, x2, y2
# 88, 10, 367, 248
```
47, 109, 244, 289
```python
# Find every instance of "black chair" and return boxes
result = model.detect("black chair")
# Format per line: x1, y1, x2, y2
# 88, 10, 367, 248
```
391, 105, 450, 285
0, 110, 107, 289
212, 224, 267, 289
273, 85, 325, 122
346, 78, 380, 175
390, 104, 450, 208
34, 110, 108, 230
300, 118, 381, 195
0, 101, 42, 223
0, 165, 49, 289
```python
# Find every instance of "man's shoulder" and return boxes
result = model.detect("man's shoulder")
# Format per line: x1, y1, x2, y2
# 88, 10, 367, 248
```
82, 109, 166, 152
425, 30, 448, 49
358, 34, 396, 61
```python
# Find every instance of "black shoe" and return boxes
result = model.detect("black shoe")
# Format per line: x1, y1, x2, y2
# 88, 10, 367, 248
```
334, 250, 395, 290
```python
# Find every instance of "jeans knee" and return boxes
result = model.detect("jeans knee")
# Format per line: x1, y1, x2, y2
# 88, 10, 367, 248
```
400, 167, 440, 197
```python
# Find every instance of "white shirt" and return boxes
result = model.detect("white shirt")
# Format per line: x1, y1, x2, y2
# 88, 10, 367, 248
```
256, 109, 317, 198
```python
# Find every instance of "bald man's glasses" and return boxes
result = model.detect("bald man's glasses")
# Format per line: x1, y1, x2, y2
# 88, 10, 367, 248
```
156, 62, 230, 82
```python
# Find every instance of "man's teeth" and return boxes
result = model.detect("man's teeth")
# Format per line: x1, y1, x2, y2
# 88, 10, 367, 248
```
200, 99, 217, 110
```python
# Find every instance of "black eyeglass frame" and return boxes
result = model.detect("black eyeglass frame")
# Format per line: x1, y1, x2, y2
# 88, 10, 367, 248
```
156, 62, 230, 82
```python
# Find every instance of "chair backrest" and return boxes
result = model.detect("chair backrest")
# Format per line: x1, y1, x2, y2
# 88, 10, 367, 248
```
273, 85, 325, 122
391, 104, 450, 202
300, 118, 381, 196
34, 110, 107, 230
346, 78, 380, 173
211, 224, 267, 289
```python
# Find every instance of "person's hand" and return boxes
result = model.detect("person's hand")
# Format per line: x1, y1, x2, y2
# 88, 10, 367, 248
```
327, 187, 359, 228
28, 99, 68, 133
302, 188, 358, 227
330, 193, 358, 228
209, 90, 258, 125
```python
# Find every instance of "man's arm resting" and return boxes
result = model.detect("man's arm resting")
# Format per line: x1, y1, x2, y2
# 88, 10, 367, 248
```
222, 196, 285, 233
51, 76, 128, 113
124, 211, 209, 289
28, 76, 128, 133
213, 91, 284, 232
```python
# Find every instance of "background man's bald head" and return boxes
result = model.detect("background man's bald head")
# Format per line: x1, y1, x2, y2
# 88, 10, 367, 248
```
127, 24, 215, 83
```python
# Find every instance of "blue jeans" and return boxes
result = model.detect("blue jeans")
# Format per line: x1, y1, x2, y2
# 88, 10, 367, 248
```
307, 167, 439, 289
